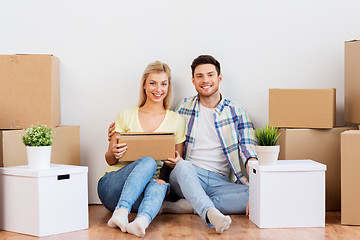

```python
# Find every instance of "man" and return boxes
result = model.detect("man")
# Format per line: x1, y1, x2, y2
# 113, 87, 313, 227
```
108, 55, 257, 233
167, 55, 257, 233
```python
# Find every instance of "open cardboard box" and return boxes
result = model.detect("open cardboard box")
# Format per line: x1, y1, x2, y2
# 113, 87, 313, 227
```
118, 132, 175, 161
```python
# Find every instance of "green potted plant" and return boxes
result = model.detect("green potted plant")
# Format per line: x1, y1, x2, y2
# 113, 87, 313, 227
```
255, 125, 281, 165
22, 124, 54, 169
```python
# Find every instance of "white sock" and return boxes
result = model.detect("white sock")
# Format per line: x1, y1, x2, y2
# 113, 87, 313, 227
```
126, 215, 149, 238
207, 208, 232, 233
107, 207, 129, 232
160, 199, 194, 214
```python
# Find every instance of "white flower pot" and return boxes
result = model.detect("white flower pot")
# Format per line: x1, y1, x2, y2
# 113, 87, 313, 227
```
255, 145, 280, 166
26, 146, 52, 169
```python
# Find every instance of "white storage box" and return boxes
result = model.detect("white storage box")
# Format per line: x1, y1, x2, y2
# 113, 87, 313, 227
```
249, 160, 326, 228
0, 164, 88, 236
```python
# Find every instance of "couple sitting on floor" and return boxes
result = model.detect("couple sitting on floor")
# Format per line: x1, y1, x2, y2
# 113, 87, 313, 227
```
97, 55, 258, 237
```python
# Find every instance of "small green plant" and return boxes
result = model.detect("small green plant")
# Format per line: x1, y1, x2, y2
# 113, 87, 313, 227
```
22, 124, 54, 146
255, 125, 281, 146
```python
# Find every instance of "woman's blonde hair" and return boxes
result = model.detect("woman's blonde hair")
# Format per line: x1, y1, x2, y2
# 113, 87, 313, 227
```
138, 61, 172, 110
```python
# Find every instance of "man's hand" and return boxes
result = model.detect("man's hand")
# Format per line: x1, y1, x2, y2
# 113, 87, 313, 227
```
163, 151, 182, 168
108, 122, 115, 141
245, 158, 257, 217
246, 157, 257, 176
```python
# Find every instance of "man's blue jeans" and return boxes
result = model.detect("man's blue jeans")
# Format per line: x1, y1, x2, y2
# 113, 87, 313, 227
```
169, 160, 249, 224
97, 157, 169, 223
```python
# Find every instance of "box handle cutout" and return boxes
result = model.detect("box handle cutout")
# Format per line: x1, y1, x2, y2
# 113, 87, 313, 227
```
57, 174, 70, 180
253, 169, 256, 174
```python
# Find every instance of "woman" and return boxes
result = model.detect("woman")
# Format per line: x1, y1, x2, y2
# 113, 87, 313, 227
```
98, 61, 185, 237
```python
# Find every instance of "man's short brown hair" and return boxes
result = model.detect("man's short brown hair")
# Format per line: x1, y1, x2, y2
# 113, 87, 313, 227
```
191, 55, 221, 77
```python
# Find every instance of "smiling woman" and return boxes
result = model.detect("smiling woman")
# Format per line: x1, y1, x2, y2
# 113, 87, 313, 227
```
97, 61, 188, 238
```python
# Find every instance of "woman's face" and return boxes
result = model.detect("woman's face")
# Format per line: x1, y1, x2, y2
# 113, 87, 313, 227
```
144, 72, 169, 105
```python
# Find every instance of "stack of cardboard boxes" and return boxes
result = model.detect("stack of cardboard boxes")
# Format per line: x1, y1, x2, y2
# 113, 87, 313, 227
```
268, 40, 360, 225
0, 54, 80, 167
269, 88, 356, 212
341, 40, 360, 225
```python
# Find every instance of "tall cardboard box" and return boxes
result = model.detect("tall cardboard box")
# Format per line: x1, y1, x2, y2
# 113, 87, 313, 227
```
0, 126, 80, 167
0, 54, 60, 129
341, 130, 360, 225
269, 89, 336, 129
345, 40, 360, 124
277, 126, 357, 210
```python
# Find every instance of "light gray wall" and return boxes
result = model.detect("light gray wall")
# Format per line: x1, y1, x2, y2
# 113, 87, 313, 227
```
1, 0, 360, 203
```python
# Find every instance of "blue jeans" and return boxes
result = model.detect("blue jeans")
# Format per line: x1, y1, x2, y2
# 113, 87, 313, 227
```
169, 160, 249, 224
97, 157, 169, 223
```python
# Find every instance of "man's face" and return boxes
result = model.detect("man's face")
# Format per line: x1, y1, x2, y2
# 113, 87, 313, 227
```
192, 64, 222, 98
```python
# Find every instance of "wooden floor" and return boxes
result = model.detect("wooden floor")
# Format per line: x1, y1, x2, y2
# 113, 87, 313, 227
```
1, 205, 360, 240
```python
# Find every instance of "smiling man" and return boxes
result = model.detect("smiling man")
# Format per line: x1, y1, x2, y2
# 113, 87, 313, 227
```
168, 55, 258, 233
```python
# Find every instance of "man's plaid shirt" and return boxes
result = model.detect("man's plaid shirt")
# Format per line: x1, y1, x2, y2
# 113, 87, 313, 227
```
175, 95, 257, 185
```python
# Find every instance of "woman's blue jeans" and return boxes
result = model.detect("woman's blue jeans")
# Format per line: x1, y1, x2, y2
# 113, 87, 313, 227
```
97, 157, 169, 223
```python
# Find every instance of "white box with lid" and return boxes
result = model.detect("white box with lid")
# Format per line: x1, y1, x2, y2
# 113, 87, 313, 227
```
0, 164, 88, 237
249, 160, 326, 228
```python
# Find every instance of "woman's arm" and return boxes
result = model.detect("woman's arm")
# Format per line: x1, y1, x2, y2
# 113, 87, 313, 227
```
105, 133, 128, 165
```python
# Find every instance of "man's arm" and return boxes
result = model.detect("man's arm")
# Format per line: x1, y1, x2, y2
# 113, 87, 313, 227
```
237, 107, 258, 164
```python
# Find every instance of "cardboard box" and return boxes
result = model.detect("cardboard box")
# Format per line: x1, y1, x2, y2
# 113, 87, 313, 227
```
269, 88, 336, 128
341, 130, 360, 225
0, 54, 60, 129
345, 40, 360, 124
118, 132, 175, 161
0, 164, 88, 236
249, 160, 326, 228
277, 126, 357, 210
0, 126, 80, 167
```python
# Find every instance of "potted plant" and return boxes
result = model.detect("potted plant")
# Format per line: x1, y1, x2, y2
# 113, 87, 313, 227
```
255, 125, 281, 166
22, 124, 54, 169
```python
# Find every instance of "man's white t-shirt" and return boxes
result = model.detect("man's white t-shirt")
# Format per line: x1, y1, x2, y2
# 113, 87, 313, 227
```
189, 103, 230, 176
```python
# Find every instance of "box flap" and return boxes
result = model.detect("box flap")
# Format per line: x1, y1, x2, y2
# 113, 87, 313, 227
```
0, 164, 88, 178
249, 160, 326, 172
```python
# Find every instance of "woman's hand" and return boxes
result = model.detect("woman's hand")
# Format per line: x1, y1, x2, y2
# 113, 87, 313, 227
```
105, 133, 128, 165
112, 141, 128, 160
108, 122, 116, 141
163, 151, 183, 168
